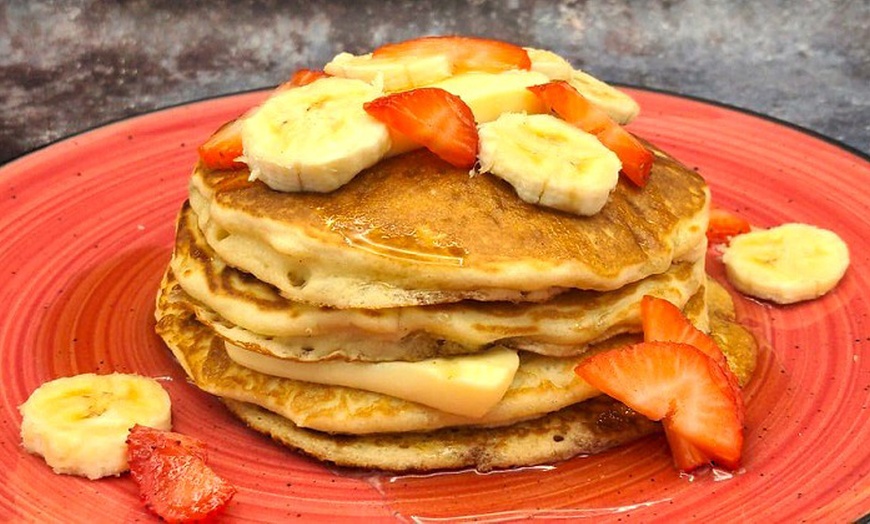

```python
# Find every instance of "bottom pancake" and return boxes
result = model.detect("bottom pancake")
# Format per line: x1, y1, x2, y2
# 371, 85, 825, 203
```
222, 396, 658, 472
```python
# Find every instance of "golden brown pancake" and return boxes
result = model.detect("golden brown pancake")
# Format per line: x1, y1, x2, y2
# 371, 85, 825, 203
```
188, 148, 709, 308
170, 202, 707, 362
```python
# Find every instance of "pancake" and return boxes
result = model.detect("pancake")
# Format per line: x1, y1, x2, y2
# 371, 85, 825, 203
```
221, 396, 659, 472
155, 266, 756, 470
171, 201, 708, 362
188, 147, 709, 309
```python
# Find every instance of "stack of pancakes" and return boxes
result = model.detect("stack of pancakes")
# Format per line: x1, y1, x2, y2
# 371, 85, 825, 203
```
155, 147, 757, 471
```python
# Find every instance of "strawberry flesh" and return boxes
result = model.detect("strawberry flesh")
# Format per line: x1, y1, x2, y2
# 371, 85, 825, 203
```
640, 295, 745, 470
640, 295, 741, 392
127, 425, 236, 523
707, 207, 751, 244
277, 68, 329, 91
575, 341, 744, 470
364, 87, 479, 168
372, 35, 531, 72
197, 117, 246, 171
528, 81, 653, 187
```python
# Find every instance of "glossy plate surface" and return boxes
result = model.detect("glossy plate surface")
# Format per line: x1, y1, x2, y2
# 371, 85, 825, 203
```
1, 89, 868, 522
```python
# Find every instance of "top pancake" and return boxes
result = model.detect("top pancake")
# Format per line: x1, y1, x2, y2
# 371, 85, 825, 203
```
190, 146, 709, 309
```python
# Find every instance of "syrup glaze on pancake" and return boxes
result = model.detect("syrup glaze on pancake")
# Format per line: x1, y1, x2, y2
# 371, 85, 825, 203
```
171, 202, 707, 362
189, 147, 709, 308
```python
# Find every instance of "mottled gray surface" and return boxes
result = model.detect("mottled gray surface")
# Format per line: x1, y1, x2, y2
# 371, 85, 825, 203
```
0, 0, 867, 164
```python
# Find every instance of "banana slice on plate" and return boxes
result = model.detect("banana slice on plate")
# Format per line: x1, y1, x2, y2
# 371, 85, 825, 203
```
19, 373, 172, 479
241, 76, 392, 193
477, 112, 621, 216
722, 223, 850, 304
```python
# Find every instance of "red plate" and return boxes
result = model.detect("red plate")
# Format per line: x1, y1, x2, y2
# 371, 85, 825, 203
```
1, 89, 868, 522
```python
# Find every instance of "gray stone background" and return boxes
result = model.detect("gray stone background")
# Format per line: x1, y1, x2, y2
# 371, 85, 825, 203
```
1, 0, 867, 165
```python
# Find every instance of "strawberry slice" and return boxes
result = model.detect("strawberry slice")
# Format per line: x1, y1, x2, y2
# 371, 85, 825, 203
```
277, 68, 330, 91
372, 35, 531, 72
198, 117, 246, 171
575, 341, 744, 470
364, 87, 478, 168
640, 295, 741, 389
640, 295, 745, 470
528, 81, 653, 187
663, 418, 713, 471
707, 207, 751, 244
127, 425, 236, 523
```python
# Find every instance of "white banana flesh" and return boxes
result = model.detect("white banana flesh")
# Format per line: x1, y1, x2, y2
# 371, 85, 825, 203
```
19, 373, 172, 479
324, 52, 453, 92
568, 69, 640, 124
525, 47, 574, 80
477, 113, 622, 216
722, 223, 850, 304
241, 77, 391, 193
427, 70, 550, 123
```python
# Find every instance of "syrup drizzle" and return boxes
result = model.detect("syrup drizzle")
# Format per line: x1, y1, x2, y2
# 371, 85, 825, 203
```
325, 215, 467, 266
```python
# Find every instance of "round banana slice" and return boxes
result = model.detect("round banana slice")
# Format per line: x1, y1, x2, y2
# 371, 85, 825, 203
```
477, 112, 621, 216
19, 373, 172, 479
722, 223, 850, 304
241, 77, 392, 193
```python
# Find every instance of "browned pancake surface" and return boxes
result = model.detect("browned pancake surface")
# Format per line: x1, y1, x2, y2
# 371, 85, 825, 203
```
199, 147, 707, 281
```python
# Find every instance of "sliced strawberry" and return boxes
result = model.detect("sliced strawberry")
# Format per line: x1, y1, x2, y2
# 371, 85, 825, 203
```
127, 425, 236, 523
575, 341, 744, 470
640, 295, 739, 388
277, 68, 330, 91
640, 295, 745, 470
364, 87, 478, 168
663, 418, 713, 471
707, 207, 751, 244
372, 35, 531, 72
198, 117, 246, 171
528, 81, 653, 187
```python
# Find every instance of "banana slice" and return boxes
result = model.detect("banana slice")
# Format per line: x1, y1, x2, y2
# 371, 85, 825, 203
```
428, 70, 550, 124
524, 47, 640, 124
241, 77, 391, 193
722, 223, 850, 304
525, 47, 574, 80
477, 112, 621, 216
324, 52, 453, 92
568, 69, 640, 124
19, 373, 172, 480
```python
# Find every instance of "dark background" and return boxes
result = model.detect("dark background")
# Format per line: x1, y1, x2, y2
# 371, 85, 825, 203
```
1, 0, 867, 164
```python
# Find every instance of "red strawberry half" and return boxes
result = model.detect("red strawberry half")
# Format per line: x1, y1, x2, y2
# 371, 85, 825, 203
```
575, 341, 744, 470
372, 35, 531, 72
127, 425, 236, 523
364, 87, 479, 168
